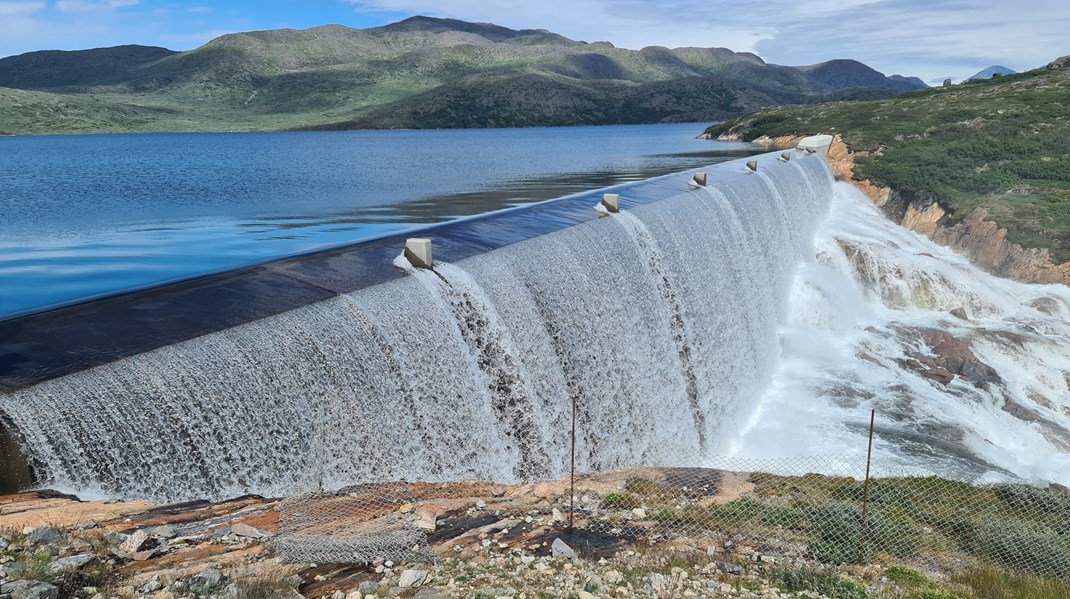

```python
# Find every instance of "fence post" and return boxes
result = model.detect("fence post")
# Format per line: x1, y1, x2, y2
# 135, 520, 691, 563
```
859, 409, 875, 565
569, 394, 577, 532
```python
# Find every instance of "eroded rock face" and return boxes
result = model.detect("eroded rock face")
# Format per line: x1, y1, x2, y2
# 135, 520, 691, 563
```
893, 326, 1001, 388
825, 136, 1070, 286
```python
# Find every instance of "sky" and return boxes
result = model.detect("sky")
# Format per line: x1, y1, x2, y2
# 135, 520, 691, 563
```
0, 0, 1067, 84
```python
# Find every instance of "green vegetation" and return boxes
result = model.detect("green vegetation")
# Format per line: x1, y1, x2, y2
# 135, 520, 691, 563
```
706, 69, 1070, 262
0, 16, 923, 136
885, 566, 929, 586
770, 567, 867, 599
951, 565, 1070, 599
601, 492, 639, 508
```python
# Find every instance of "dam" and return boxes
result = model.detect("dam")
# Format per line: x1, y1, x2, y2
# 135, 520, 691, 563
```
0, 145, 833, 501
4, 135, 1070, 503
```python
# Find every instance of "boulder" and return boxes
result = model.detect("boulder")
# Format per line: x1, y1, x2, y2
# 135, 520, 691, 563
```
398, 569, 428, 588
119, 530, 149, 554
551, 538, 576, 560
949, 307, 969, 321
188, 569, 230, 596
25, 529, 63, 546
49, 554, 94, 574
149, 525, 176, 539
230, 523, 271, 539
0, 581, 59, 599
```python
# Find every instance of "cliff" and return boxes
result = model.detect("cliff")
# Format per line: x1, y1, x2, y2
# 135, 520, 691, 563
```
820, 136, 1070, 285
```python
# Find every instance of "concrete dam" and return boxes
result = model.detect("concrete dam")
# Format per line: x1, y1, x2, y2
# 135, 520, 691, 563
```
4, 135, 1069, 502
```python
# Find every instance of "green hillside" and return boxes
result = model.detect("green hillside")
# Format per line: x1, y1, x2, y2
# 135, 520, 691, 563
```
706, 65, 1070, 262
0, 16, 924, 136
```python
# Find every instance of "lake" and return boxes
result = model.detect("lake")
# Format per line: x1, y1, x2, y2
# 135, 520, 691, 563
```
0, 123, 760, 319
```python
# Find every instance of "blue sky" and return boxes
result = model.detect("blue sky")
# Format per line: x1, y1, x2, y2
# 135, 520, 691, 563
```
1, 0, 1067, 83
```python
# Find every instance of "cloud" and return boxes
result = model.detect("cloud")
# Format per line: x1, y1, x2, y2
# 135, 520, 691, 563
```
344, 0, 1070, 81
0, 1, 44, 15
56, 0, 138, 12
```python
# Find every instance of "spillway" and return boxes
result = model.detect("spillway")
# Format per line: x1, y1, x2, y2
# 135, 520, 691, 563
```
0, 152, 832, 501
5, 145, 1069, 503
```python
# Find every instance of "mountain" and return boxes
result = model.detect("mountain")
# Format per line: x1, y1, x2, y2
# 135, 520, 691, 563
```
0, 45, 176, 89
888, 74, 927, 88
704, 62, 1070, 279
0, 16, 926, 135
800, 59, 927, 93
967, 65, 1016, 80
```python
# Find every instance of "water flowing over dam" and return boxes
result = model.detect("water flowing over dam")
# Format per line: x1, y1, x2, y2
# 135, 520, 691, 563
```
3, 150, 1069, 502
0, 154, 831, 501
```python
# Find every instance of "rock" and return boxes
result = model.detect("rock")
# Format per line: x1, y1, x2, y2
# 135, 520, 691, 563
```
578, 592, 595, 599
584, 575, 602, 592
0, 581, 59, 599
25, 529, 63, 546
358, 580, 380, 594
49, 554, 94, 573
949, 307, 969, 321
414, 511, 437, 532
631, 508, 646, 519
345, 592, 362, 599
475, 499, 487, 510
150, 525, 176, 539
716, 561, 742, 575
131, 549, 160, 561
551, 538, 576, 560
141, 578, 163, 593
230, 523, 272, 539
188, 569, 230, 595
398, 570, 428, 588
942, 79, 952, 87
413, 589, 444, 599
119, 530, 149, 554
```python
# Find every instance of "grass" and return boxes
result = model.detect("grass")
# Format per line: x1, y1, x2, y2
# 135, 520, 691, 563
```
705, 69, 1070, 262
770, 566, 867, 599
951, 565, 1070, 599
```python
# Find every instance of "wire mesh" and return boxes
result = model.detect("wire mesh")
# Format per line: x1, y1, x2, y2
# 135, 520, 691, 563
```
276, 450, 1070, 582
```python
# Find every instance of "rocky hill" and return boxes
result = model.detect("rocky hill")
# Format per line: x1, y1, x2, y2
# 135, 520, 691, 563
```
968, 65, 1017, 81
704, 60, 1070, 284
0, 16, 925, 135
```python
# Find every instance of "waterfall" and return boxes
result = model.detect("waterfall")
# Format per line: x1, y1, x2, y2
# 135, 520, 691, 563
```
0, 156, 842, 501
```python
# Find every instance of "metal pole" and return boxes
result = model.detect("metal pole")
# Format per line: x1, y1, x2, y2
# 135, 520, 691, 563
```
859, 409, 875, 565
569, 394, 577, 532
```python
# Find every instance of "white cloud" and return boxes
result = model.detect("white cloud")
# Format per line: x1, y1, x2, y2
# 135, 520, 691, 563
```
0, 1, 44, 15
56, 0, 137, 12
344, 0, 1070, 82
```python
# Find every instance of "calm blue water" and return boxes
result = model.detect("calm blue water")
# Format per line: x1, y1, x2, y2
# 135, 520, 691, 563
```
0, 124, 759, 319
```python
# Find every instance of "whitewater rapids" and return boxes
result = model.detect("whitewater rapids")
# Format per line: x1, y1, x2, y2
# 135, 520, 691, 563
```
738, 182, 1070, 486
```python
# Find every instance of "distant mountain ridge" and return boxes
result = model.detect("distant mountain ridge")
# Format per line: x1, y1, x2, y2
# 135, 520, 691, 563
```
0, 16, 927, 135
967, 65, 1017, 81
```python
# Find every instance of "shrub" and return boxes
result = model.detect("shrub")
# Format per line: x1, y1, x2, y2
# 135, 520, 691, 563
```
601, 493, 639, 509
971, 520, 1070, 580
886, 565, 929, 586
770, 567, 867, 599
805, 502, 919, 564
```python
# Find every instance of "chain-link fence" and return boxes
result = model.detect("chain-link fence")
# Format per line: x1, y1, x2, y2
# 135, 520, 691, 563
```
277, 423, 1070, 583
